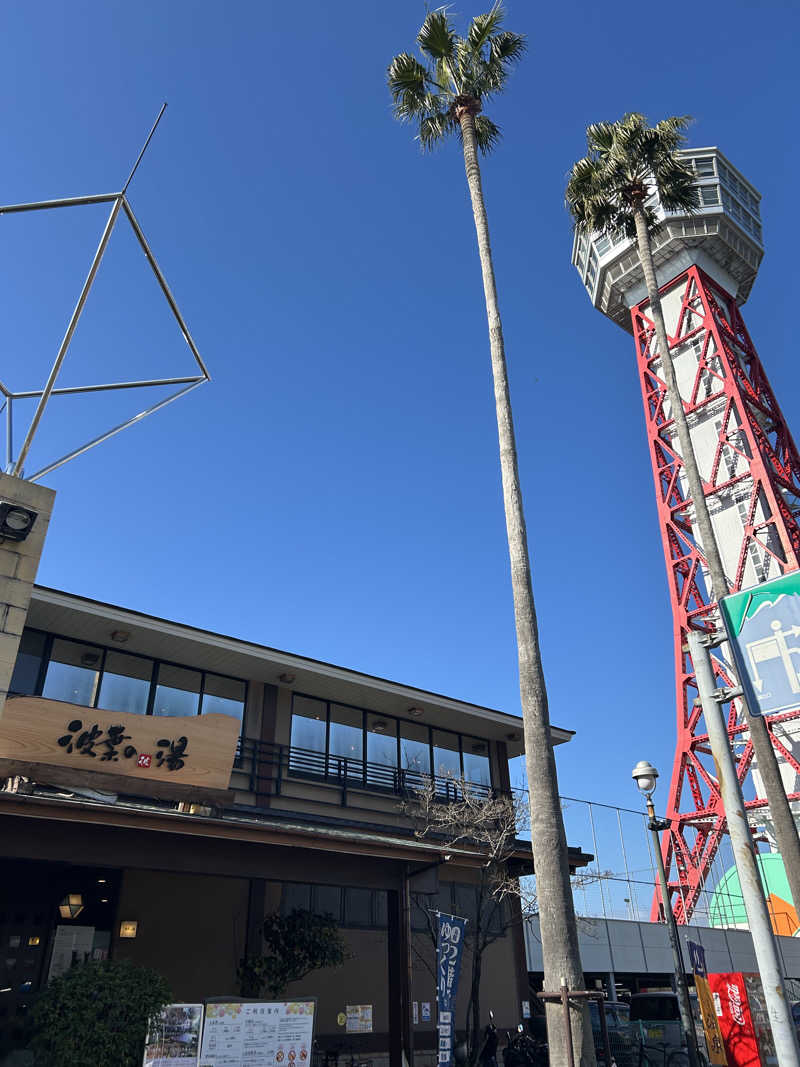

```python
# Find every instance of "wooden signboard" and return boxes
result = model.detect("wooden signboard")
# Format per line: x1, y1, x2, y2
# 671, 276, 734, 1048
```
0, 696, 240, 801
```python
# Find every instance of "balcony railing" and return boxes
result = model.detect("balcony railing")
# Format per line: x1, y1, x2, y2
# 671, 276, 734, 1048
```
235, 738, 498, 808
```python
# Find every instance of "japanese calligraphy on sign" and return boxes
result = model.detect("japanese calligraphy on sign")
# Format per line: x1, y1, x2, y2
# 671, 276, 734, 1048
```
437, 913, 467, 1067
57, 718, 189, 771
0, 696, 241, 793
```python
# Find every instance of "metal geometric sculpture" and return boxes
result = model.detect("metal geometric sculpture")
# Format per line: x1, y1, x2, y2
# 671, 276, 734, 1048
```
0, 104, 209, 483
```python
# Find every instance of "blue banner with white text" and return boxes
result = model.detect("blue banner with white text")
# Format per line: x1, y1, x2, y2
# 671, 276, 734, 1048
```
436, 912, 467, 1066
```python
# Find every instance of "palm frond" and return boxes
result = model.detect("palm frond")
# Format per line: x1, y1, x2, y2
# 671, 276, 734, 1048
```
489, 30, 526, 66
567, 111, 698, 239
653, 115, 692, 152
387, 53, 431, 120
474, 115, 501, 154
467, 3, 505, 52
585, 121, 617, 155
417, 9, 456, 61
389, 4, 523, 153
419, 110, 458, 152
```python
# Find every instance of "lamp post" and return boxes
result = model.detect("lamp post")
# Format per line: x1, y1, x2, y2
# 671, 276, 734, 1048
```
632, 761, 701, 1067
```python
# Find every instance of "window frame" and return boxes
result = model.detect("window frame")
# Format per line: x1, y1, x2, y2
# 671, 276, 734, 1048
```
278, 881, 388, 929
288, 691, 494, 792
17, 627, 249, 736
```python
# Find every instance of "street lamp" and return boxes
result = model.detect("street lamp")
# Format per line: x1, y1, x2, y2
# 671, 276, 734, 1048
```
632, 761, 701, 1067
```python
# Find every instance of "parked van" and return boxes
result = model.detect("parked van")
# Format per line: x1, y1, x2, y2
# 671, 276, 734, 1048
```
629, 993, 684, 1051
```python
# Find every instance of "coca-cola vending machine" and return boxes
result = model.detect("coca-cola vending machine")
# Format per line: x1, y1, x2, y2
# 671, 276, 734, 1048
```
706, 972, 777, 1067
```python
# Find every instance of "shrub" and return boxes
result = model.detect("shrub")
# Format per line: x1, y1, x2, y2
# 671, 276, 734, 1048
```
238, 908, 348, 998
29, 958, 171, 1067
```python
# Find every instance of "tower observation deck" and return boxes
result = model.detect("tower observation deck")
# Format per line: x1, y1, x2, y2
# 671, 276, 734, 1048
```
572, 148, 800, 923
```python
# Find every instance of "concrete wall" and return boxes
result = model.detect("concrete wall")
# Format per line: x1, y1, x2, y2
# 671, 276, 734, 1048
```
0, 474, 55, 719
112, 868, 249, 1001
282, 927, 391, 1042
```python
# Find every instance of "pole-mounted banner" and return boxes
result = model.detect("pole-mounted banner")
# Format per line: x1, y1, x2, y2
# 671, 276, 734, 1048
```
686, 940, 727, 1066
436, 912, 467, 1066
719, 572, 800, 718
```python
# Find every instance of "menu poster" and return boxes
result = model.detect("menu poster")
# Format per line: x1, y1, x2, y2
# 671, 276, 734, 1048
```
143, 1004, 204, 1066
199, 999, 316, 1067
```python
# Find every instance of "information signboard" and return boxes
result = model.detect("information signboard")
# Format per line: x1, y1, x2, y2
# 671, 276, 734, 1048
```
198, 999, 316, 1067
719, 573, 800, 717
346, 1004, 373, 1033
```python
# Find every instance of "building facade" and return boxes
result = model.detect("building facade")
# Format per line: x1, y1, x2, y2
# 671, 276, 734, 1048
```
0, 585, 590, 1063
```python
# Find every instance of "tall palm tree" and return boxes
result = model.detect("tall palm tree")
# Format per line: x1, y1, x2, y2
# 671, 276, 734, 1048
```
388, 10, 595, 1067
565, 113, 800, 916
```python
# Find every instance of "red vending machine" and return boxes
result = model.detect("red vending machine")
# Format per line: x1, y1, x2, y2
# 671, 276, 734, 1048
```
706, 973, 777, 1067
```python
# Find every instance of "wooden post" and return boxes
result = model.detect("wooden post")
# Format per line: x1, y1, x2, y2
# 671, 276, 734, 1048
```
388, 880, 413, 1067
561, 981, 575, 1067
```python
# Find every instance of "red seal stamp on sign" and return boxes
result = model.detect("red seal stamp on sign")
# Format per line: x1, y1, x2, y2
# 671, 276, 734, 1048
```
137, 754, 152, 768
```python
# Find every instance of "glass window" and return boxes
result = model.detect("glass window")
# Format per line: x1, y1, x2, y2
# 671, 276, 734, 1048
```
694, 157, 714, 177
411, 894, 435, 931
9, 630, 46, 696
42, 639, 101, 707
432, 730, 461, 782
595, 236, 610, 256
281, 883, 311, 915
329, 704, 363, 779
700, 186, 719, 206
400, 721, 430, 781
289, 695, 327, 775
486, 898, 505, 936
462, 738, 491, 790
366, 714, 398, 787
344, 887, 372, 927
313, 885, 342, 921
152, 664, 201, 717
96, 651, 152, 716
373, 890, 388, 929
202, 673, 246, 721
454, 884, 479, 926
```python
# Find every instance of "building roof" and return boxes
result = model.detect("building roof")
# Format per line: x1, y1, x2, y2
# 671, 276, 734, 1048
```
28, 586, 575, 756
0, 789, 593, 873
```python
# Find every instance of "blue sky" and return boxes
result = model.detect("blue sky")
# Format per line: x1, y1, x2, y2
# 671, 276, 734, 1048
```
2, 0, 798, 811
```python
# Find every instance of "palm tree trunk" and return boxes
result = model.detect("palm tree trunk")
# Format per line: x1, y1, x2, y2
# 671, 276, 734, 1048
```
632, 202, 800, 913
457, 105, 595, 1067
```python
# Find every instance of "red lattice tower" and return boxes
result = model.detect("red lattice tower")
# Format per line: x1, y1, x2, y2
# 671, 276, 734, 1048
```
573, 147, 800, 921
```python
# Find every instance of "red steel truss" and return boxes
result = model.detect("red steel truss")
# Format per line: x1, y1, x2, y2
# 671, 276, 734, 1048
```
631, 265, 800, 923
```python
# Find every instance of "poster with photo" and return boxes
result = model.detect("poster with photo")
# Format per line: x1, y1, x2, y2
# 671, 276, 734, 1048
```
345, 1005, 372, 1034
199, 999, 315, 1067
143, 1003, 204, 1066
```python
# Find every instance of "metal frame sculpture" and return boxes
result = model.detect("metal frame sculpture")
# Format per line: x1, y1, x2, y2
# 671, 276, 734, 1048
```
0, 104, 209, 482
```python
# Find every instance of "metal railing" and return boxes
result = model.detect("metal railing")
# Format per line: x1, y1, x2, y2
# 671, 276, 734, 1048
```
235, 738, 497, 808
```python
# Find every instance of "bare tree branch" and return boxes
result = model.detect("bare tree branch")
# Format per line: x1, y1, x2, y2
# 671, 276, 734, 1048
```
402, 779, 535, 1066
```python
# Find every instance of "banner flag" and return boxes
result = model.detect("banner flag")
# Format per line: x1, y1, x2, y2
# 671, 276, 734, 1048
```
436, 912, 467, 1067
687, 940, 727, 1065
